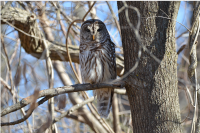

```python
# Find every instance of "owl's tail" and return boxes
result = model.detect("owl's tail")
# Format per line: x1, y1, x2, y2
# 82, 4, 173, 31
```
94, 88, 113, 118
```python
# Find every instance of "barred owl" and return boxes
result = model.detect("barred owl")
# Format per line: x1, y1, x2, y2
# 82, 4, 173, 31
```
79, 19, 116, 118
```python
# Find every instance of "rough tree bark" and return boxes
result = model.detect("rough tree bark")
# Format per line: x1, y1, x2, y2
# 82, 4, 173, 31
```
118, 1, 182, 133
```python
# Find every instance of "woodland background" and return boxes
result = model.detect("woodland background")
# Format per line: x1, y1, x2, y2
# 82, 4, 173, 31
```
0, 1, 200, 133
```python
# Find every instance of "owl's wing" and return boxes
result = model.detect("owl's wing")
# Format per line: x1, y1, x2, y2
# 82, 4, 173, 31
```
110, 40, 117, 79
107, 40, 116, 117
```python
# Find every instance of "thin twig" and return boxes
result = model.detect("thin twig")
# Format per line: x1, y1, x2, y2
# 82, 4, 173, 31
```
1, 36, 16, 102
0, 77, 12, 92
44, 37, 57, 133
55, 108, 86, 123
177, 45, 186, 55
1, 90, 42, 126
187, 2, 200, 132
110, 2, 143, 84
52, 97, 94, 124
1, 38, 32, 131
176, 30, 188, 39
181, 86, 193, 123
50, 1, 81, 30
37, 3, 57, 131
1, 1, 12, 15
145, 16, 191, 32
9, 39, 20, 64
106, 1, 121, 38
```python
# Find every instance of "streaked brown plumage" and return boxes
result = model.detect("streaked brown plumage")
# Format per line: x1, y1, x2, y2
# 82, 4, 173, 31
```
79, 19, 116, 118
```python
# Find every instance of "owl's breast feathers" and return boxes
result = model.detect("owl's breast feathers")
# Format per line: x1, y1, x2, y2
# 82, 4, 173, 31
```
79, 19, 116, 118
79, 39, 116, 84
80, 42, 100, 53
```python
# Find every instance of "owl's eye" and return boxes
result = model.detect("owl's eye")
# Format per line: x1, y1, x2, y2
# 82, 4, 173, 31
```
86, 29, 90, 32
97, 29, 102, 32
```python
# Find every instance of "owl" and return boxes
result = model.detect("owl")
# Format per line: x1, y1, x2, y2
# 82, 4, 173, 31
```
79, 19, 116, 118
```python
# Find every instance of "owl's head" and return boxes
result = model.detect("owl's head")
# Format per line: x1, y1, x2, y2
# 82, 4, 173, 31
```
80, 19, 110, 43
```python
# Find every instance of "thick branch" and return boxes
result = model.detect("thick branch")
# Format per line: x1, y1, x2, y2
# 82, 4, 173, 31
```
1, 83, 124, 117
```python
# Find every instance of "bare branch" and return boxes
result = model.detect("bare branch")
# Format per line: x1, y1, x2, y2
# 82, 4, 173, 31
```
35, 115, 52, 133
0, 6, 124, 77
1, 1, 12, 15
1, 96, 92, 127
177, 44, 186, 55
188, 2, 200, 133
41, 21, 57, 133
1, 82, 124, 117
49, 1, 81, 30
114, 89, 126, 95
106, 1, 121, 38
52, 97, 94, 124
88, 1, 98, 19
176, 30, 188, 39
1, 90, 39, 126
1, 35, 16, 102
112, 94, 122, 133
55, 108, 86, 123
111, 1, 143, 83
0, 77, 12, 92
37, 2, 58, 131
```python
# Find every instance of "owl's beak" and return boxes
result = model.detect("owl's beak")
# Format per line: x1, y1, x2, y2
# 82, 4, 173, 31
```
92, 35, 95, 40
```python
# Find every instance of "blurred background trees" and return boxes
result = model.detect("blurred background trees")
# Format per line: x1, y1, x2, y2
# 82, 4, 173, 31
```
1, 1, 199, 133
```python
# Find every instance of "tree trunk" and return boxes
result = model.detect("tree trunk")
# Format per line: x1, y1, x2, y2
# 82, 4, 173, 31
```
117, 1, 182, 133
